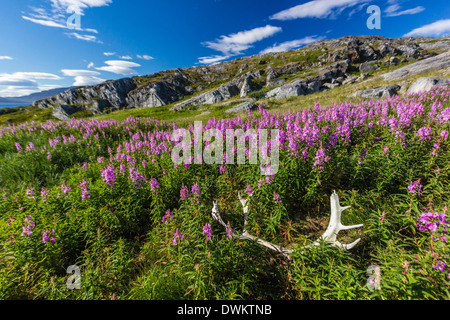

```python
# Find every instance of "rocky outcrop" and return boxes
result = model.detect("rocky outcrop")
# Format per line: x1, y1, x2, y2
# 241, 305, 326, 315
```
34, 78, 136, 109
265, 79, 307, 100
382, 51, 450, 81
126, 81, 186, 109
171, 82, 240, 111
224, 101, 258, 114
351, 84, 401, 99
406, 77, 450, 94
52, 105, 84, 121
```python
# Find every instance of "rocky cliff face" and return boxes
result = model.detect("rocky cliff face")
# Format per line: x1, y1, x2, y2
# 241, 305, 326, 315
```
33, 35, 450, 120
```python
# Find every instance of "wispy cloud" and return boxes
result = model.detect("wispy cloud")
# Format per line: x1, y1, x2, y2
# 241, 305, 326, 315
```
87, 62, 95, 68
404, 19, 450, 37
95, 60, 141, 75
0, 72, 62, 97
137, 54, 154, 60
61, 69, 105, 86
21, 1, 111, 42
260, 36, 326, 54
65, 32, 102, 43
120, 55, 133, 60
199, 25, 282, 64
270, 0, 371, 20
197, 55, 231, 65
0, 56, 13, 60
103, 52, 116, 56
385, 3, 425, 17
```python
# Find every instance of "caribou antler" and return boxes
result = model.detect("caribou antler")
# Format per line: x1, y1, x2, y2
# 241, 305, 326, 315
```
211, 190, 363, 258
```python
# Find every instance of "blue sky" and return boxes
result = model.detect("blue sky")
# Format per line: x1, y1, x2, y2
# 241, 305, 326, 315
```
0, 0, 449, 97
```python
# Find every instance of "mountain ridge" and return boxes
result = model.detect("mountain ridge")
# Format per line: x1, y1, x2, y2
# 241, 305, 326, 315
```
26, 35, 450, 120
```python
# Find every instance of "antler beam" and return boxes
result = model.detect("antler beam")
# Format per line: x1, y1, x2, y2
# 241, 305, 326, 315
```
211, 190, 363, 258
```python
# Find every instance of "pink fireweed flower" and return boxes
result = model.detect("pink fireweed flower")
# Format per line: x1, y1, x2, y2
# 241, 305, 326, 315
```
172, 229, 184, 246
61, 183, 72, 198
273, 192, 282, 204
219, 164, 227, 175
440, 130, 448, 141
402, 260, 409, 274
313, 148, 330, 171
417, 211, 449, 234
26, 142, 35, 152
162, 209, 173, 224
408, 179, 422, 195
180, 184, 189, 200
82, 162, 88, 170
97, 156, 104, 163
15, 142, 22, 152
433, 261, 447, 273
79, 179, 91, 200
26, 188, 36, 200
202, 223, 212, 242
416, 126, 432, 142
226, 226, 235, 239
22, 216, 35, 237
191, 183, 200, 203
101, 165, 117, 188
245, 185, 253, 195
42, 229, 56, 244
150, 177, 160, 193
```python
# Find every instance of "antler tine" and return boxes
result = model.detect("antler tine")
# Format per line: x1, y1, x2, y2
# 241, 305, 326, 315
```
315, 190, 363, 248
211, 200, 227, 229
211, 191, 363, 258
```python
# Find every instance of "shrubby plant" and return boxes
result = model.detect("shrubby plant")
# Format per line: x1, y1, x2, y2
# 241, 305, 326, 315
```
0, 86, 449, 299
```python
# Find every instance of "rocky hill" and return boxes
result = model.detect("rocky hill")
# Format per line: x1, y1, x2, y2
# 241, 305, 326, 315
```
32, 35, 450, 121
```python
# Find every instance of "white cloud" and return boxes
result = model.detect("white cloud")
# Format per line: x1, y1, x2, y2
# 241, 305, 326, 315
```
22, 1, 109, 34
103, 52, 116, 56
270, 0, 370, 20
137, 54, 154, 60
120, 55, 133, 60
0, 56, 13, 60
260, 36, 326, 54
61, 69, 105, 86
22, 15, 68, 29
95, 60, 141, 75
65, 32, 102, 43
201, 25, 282, 60
404, 19, 450, 37
197, 55, 231, 65
87, 62, 95, 68
0, 72, 62, 97
385, 4, 425, 17
49, 0, 113, 13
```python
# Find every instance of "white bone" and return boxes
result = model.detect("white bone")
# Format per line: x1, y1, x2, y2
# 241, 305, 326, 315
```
211, 190, 363, 258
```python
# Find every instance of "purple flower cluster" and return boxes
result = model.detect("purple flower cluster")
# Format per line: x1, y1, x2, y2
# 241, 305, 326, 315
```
101, 165, 117, 188
191, 183, 200, 204
180, 184, 189, 200
79, 179, 91, 200
150, 177, 160, 193
417, 211, 449, 242
202, 223, 212, 242
22, 216, 35, 237
129, 167, 147, 188
42, 229, 56, 244
172, 229, 185, 246
408, 179, 423, 195
162, 209, 173, 224
273, 192, 282, 204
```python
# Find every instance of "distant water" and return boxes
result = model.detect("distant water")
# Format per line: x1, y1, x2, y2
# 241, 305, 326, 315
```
0, 103, 28, 109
